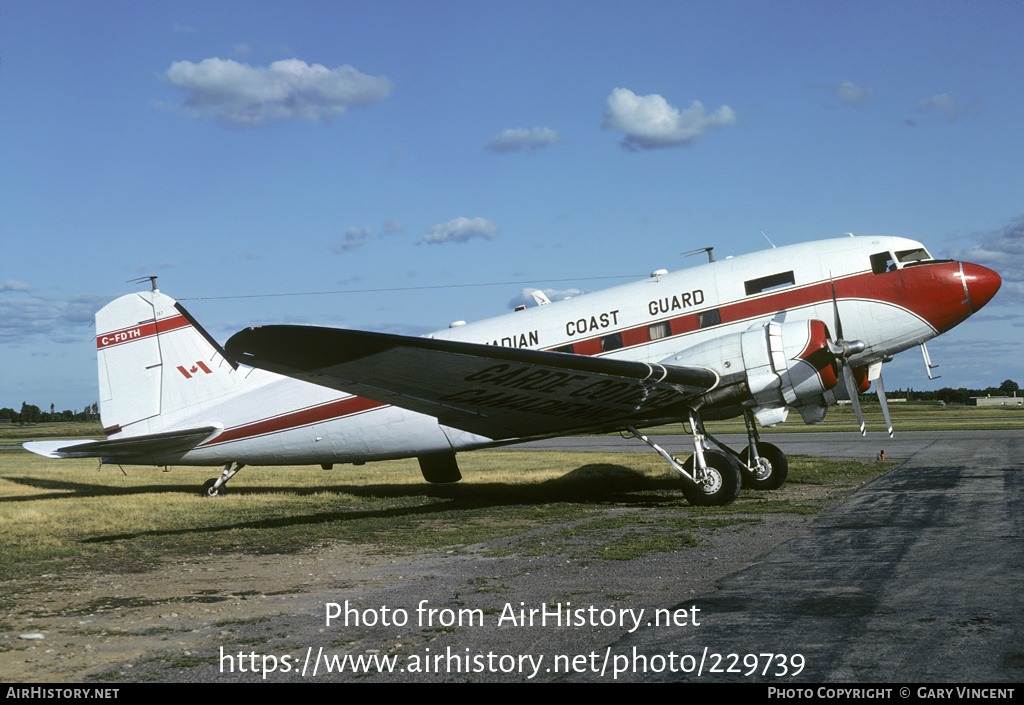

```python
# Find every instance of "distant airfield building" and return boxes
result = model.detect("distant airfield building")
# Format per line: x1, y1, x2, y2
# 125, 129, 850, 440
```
969, 393, 1023, 407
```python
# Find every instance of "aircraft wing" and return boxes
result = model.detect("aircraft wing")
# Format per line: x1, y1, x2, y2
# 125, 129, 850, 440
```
225, 326, 718, 440
23, 426, 220, 460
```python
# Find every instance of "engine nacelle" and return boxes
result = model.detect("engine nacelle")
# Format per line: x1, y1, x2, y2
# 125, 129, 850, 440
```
660, 319, 839, 426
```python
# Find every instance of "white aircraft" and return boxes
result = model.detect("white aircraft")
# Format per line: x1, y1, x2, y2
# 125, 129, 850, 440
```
26, 235, 1001, 506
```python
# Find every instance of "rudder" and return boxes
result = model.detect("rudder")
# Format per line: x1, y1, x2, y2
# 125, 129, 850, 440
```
96, 288, 241, 436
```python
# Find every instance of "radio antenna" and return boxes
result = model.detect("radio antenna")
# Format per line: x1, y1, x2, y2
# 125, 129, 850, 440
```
761, 230, 776, 248
129, 276, 159, 292
682, 247, 715, 263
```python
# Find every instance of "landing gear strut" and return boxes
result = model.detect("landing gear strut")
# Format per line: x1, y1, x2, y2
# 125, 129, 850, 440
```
680, 411, 743, 506
626, 409, 790, 505
739, 411, 788, 491
627, 412, 741, 506
201, 462, 244, 497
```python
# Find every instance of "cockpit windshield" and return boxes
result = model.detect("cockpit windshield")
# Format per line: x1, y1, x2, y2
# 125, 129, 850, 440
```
871, 246, 936, 274
895, 248, 933, 265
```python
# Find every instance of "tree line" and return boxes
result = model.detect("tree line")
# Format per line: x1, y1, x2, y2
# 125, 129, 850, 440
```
890, 379, 1020, 406
1, 402, 100, 424
3, 379, 1020, 424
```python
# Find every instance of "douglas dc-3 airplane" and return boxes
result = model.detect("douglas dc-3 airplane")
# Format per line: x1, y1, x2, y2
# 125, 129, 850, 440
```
26, 235, 1000, 506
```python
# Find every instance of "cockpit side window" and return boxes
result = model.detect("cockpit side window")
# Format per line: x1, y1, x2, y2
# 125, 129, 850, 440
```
870, 252, 896, 274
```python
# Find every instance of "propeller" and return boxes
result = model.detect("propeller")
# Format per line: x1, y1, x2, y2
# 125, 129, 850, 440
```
827, 277, 870, 436
874, 367, 894, 438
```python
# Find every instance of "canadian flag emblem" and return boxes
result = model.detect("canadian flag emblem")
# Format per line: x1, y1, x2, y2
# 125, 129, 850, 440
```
177, 360, 213, 379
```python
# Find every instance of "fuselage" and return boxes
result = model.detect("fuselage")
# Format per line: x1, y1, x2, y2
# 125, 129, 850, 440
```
433, 235, 986, 363
105, 235, 1002, 466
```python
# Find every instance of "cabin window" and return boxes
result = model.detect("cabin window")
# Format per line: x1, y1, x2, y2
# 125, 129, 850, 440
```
870, 252, 896, 274
600, 332, 623, 352
553, 344, 575, 354
698, 309, 722, 328
744, 271, 795, 296
648, 321, 671, 340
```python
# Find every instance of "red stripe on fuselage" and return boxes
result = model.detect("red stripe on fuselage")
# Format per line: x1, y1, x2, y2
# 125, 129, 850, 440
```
549, 263, 968, 356
194, 263, 969, 448
96, 315, 192, 349
200, 396, 388, 447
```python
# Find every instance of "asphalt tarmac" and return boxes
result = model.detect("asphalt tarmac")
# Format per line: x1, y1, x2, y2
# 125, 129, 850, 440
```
555, 429, 1024, 682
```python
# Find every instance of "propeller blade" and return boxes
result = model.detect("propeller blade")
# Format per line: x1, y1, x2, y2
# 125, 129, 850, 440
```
827, 274, 866, 355
830, 275, 844, 341
831, 272, 875, 436
875, 371, 894, 438
843, 363, 866, 435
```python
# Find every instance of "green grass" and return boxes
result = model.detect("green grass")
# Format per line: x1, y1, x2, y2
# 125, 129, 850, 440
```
0, 445, 891, 583
503, 514, 762, 561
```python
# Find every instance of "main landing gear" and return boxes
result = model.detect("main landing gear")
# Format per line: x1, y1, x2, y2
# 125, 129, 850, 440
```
738, 410, 788, 491
627, 409, 788, 506
201, 462, 245, 497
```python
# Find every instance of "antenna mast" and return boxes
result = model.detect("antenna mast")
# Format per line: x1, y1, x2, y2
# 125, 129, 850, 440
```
682, 247, 715, 263
129, 276, 159, 292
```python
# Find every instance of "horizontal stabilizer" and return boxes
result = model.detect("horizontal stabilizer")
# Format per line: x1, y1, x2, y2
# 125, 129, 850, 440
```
225, 326, 718, 439
23, 426, 219, 460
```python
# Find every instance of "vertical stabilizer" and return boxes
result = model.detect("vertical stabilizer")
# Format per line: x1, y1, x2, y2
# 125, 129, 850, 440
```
96, 291, 241, 436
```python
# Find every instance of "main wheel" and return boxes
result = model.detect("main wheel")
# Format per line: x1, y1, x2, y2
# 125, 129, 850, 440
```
201, 478, 226, 497
739, 442, 788, 490
681, 450, 742, 506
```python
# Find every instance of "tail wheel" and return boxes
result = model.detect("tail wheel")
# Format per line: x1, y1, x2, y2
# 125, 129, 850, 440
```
682, 450, 742, 506
739, 442, 788, 491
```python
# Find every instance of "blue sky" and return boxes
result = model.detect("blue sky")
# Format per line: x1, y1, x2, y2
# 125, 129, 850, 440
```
2, 0, 1023, 412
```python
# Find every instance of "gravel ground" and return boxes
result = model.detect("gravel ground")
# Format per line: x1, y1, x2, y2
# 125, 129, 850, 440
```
1, 481, 854, 683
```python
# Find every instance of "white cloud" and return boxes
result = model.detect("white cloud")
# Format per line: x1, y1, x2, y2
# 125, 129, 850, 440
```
832, 81, 874, 106
381, 218, 405, 235
949, 215, 1024, 304
1, 280, 32, 293
601, 88, 737, 151
333, 227, 372, 253
918, 92, 963, 121
0, 292, 111, 344
162, 58, 393, 128
484, 127, 562, 154
423, 217, 499, 245
507, 287, 583, 309
331, 220, 406, 254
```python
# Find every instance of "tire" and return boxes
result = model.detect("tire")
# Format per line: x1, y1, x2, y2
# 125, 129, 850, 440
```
739, 442, 788, 491
201, 478, 225, 497
681, 450, 742, 506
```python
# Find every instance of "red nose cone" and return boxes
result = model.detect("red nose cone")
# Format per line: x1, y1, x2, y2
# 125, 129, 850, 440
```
961, 262, 1002, 312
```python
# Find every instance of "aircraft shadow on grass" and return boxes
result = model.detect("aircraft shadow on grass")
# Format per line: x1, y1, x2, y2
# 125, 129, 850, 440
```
3, 463, 690, 544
